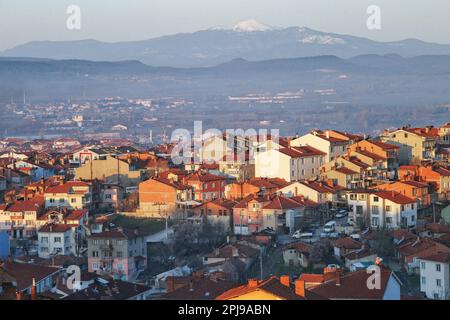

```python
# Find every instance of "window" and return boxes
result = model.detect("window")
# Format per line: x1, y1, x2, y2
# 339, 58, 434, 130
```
372, 217, 379, 227
49, 198, 55, 203
59, 198, 65, 203
356, 206, 363, 215
41, 237, 49, 243
386, 217, 392, 224
421, 276, 426, 285
436, 279, 442, 287
92, 251, 99, 257
373, 196, 379, 202
436, 264, 441, 272
421, 262, 426, 270
117, 251, 123, 258
71, 198, 76, 203
386, 205, 391, 212
54, 237, 62, 243
401, 205, 405, 211
372, 206, 379, 215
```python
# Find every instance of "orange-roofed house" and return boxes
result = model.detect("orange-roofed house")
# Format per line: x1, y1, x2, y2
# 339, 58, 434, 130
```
44, 181, 91, 210
225, 177, 288, 200
348, 139, 399, 174
368, 191, 417, 230
138, 177, 193, 218
322, 166, 361, 189
233, 194, 307, 235
0, 198, 45, 239
373, 180, 431, 209
255, 145, 326, 182
282, 242, 313, 268
185, 171, 227, 202
381, 127, 438, 164
192, 199, 237, 232
417, 165, 450, 201
290, 130, 354, 162
216, 276, 304, 300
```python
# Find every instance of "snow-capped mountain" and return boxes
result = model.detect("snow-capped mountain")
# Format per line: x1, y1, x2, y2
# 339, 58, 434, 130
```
2, 20, 450, 68
232, 19, 273, 32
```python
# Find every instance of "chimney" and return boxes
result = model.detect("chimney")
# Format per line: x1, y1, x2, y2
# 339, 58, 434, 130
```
31, 278, 37, 300
16, 290, 22, 301
295, 279, 306, 297
248, 279, 259, 288
166, 277, 175, 293
280, 275, 290, 287
326, 131, 330, 139
335, 272, 341, 287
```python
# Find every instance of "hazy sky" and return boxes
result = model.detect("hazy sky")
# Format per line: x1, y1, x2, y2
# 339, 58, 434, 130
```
0, 0, 449, 50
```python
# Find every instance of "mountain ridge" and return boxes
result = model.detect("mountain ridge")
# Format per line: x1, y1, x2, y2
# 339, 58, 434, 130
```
3, 22, 450, 68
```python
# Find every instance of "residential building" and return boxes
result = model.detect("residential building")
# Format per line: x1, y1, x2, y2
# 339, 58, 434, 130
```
290, 130, 353, 162
185, 171, 227, 202
192, 199, 237, 232
74, 155, 144, 187
418, 252, 450, 300
44, 181, 91, 210
87, 228, 147, 281
255, 145, 325, 182
282, 242, 312, 268
216, 276, 304, 300
369, 191, 417, 230
348, 139, 400, 178
37, 223, 79, 259
225, 177, 288, 200
138, 177, 193, 218
373, 180, 431, 209
381, 127, 437, 164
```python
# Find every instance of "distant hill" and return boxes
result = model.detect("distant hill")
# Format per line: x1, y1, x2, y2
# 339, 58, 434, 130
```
3, 20, 450, 68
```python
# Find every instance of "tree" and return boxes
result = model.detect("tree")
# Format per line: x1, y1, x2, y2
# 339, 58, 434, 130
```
371, 229, 395, 261
172, 222, 201, 255
310, 240, 332, 264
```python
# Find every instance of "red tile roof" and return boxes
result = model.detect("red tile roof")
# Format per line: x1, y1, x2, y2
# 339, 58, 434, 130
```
216, 276, 304, 300
45, 181, 90, 194
307, 267, 396, 300
39, 223, 77, 233
333, 237, 362, 250
0, 262, 60, 291
279, 146, 326, 158
420, 252, 450, 263
263, 195, 304, 210
375, 190, 416, 205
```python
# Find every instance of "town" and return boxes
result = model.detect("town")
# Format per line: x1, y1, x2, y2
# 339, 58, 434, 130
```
0, 122, 450, 300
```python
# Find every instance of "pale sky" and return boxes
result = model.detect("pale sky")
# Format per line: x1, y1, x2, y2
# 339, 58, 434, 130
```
0, 0, 449, 50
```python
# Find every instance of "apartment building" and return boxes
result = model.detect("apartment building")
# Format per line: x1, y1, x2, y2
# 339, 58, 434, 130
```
87, 228, 147, 281
255, 145, 325, 182
381, 127, 437, 164
419, 252, 450, 300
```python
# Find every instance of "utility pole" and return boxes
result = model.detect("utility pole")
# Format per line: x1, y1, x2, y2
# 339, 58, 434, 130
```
259, 248, 263, 280
153, 202, 168, 240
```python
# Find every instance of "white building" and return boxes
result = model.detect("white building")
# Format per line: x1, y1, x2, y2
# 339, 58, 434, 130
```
290, 130, 352, 162
255, 146, 325, 182
38, 224, 78, 258
369, 191, 417, 230
419, 253, 450, 300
